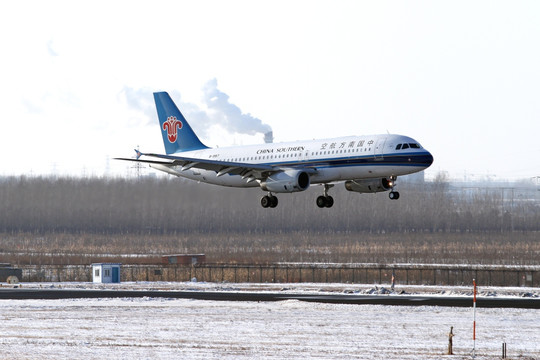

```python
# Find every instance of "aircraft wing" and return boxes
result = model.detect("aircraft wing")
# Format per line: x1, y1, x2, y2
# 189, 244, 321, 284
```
115, 152, 316, 181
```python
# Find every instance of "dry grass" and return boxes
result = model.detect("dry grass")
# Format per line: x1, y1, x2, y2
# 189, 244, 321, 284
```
1, 231, 538, 266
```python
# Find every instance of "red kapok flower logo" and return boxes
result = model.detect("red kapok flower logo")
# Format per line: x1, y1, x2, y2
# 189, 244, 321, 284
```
162, 116, 183, 143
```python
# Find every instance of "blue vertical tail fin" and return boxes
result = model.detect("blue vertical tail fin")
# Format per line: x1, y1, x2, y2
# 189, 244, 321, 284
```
153, 92, 208, 154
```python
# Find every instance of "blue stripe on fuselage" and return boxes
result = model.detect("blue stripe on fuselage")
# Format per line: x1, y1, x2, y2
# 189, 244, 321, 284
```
249, 152, 433, 169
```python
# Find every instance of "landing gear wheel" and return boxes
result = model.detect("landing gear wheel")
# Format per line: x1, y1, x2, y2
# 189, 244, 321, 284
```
261, 196, 270, 208
316, 195, 334, 208
261, 195, 278, 208
389, 191, 400, 200
325, 196, 334, 208
317, 184, 336, 208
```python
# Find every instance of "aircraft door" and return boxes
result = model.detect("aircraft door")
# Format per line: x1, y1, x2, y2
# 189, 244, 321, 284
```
298, 149, 309, 162
374, 137, 386, 160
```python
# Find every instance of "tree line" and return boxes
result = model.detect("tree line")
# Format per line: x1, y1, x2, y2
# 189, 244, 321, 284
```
0, 174, 538, 234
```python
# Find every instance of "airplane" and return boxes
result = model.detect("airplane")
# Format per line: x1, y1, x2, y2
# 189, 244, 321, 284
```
116, 92, 433, 208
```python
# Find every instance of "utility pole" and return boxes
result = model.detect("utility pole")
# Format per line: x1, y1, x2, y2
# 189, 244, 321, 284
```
132, 145, 143, 179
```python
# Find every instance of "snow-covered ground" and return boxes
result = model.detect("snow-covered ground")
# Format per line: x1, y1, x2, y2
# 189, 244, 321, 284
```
0, 283, 539, 359
9, 281, 540, 298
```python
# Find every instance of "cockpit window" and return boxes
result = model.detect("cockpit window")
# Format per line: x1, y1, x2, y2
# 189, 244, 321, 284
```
396, 142, 422, 150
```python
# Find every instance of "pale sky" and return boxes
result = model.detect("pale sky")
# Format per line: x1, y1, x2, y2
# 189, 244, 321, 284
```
1, 1, 539, 181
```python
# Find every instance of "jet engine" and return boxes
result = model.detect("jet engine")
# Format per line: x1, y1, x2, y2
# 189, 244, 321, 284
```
344, 178, 393, 193
260, 170, 310, 193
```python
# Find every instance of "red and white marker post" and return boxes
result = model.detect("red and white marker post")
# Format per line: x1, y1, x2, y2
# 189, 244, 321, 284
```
472, 278, 477, 358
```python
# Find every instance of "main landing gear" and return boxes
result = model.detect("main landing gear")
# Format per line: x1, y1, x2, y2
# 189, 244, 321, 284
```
316, 184, 334, 208
261, 193, 278, 208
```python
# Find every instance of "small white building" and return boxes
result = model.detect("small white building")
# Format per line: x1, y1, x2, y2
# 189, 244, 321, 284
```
92, 263, 121, 283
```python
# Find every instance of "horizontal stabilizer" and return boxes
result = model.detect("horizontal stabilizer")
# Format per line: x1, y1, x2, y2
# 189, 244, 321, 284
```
114, 157, 176, 165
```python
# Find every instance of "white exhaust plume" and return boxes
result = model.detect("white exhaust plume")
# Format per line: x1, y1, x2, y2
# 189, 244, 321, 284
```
202, 79, 273, 143
121, 80, 273, 143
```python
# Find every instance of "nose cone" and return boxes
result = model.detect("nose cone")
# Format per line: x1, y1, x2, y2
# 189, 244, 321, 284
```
424, 151, 434, 168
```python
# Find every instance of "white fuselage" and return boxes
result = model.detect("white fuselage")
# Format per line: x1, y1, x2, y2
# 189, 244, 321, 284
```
150, 134, 433, 188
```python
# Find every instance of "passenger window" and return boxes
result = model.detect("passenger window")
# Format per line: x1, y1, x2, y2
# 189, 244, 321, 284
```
402, 144, 409, 149
396, 144, 402, 150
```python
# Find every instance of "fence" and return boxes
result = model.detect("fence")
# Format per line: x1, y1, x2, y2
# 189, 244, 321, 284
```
19, 263, 539, 287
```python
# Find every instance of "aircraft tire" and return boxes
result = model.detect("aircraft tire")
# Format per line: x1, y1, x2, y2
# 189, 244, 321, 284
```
325, 196, 334, 208
261, 196, 271, 208
389, 191, 400, 200
269, 196, 278, 208
316, 196, 326, 208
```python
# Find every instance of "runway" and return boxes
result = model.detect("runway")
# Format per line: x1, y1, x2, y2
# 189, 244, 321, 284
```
1, 288, 538, 308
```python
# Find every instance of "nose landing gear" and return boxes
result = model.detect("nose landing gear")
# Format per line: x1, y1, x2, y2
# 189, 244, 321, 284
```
388, 176, 400, 200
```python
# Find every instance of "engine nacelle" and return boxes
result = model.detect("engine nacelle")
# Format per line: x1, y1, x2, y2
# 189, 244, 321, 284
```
260, 170, 310, 193
344, 178, 393, 193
